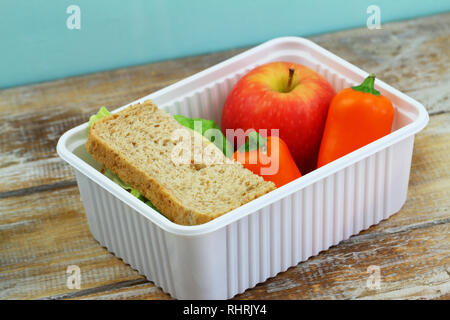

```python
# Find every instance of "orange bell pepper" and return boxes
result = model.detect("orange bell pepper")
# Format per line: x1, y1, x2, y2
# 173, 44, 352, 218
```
317, 74, 394, 167
233, 131, 301, 188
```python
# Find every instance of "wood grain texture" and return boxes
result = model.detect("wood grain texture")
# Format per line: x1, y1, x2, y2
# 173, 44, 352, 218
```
310, 13, 450, 115
0, 12, 449, 300
1, 113, 448, 300
0, 186, 153, 299
0, 13, 448, 194
0, 49, 245, 193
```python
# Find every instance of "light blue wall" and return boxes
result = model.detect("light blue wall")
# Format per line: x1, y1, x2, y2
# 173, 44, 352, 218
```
0, 0, 449, 89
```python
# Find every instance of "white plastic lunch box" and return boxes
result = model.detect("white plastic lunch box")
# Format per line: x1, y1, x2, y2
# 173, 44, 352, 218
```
57, 37, 429, 299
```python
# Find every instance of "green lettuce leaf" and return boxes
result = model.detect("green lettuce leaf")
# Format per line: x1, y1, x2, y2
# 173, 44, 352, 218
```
173, 114, 233, 157
238, 130, 267, 153
104, 168, 157, 210
88, 106, 111, 128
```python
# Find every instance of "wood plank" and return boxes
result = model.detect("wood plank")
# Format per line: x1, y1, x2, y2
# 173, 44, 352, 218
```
237, 223, 450, 300
310, 13, 450, 115
1, 113, 448, 300
73, 223, 450, 300
0, 185, 169, 300
0, 13, 448, 193
0, 49, 244, 193
67, 282, 173, 300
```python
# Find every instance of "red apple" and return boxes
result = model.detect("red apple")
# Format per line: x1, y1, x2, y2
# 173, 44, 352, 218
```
221, 61, 335, 173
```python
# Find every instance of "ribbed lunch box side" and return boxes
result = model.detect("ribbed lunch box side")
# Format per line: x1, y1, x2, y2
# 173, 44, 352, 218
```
73, 128, 414, 299
222, 134, 414, 299
61, 37, 424, 299
75, 169, 232, 299
74, 170, 178, 296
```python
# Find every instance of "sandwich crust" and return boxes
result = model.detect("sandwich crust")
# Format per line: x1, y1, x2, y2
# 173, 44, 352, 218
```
86, 100, 275, 225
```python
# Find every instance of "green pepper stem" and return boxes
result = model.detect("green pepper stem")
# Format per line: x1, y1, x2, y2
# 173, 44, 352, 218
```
238, 131, 267, 153
352, 73, 381, 96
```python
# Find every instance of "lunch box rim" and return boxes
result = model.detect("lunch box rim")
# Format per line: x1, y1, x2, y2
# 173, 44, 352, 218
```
56, 36, 429, 237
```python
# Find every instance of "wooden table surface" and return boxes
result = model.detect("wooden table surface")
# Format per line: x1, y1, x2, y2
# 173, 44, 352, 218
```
0, 13, 449, 300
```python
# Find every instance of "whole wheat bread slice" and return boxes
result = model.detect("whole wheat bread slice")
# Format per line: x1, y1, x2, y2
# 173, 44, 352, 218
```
86, 100, 275, 225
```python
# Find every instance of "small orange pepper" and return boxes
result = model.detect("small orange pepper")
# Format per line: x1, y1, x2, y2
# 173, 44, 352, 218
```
317, 74, 394, 167
233, 131, 301, 188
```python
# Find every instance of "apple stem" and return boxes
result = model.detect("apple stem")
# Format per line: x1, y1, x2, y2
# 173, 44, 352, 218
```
287, 67, 295, 90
